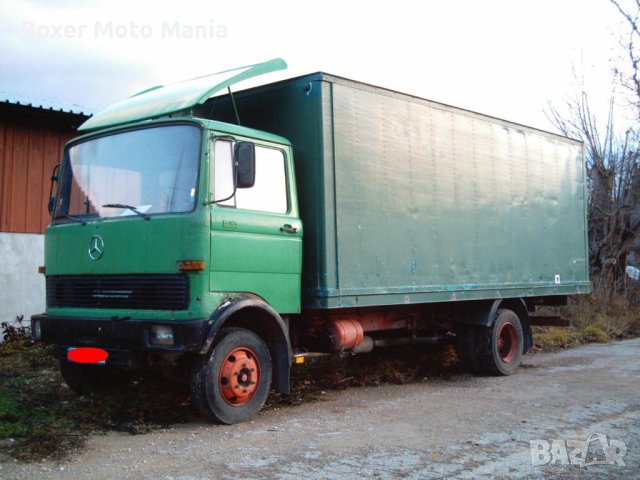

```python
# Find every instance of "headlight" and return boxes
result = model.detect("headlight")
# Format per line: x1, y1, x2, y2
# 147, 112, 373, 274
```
150, 325, 174, 346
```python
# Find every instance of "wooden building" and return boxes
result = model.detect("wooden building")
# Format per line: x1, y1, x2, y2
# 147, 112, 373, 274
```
0, 97, 89, 327
1, 98, 89, 233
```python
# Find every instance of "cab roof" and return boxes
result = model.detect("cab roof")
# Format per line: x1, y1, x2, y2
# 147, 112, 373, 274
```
79, 58, 287, 132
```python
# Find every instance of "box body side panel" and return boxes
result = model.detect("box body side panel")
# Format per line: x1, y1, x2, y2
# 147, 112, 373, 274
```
328, 83, 588, 307
206, 74, 589, 309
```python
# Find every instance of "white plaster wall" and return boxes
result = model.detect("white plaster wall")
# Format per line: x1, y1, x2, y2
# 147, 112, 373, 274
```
0, 233, 45, 328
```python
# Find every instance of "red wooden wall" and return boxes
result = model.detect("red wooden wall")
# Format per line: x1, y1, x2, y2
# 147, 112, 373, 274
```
0, 103, 87, 233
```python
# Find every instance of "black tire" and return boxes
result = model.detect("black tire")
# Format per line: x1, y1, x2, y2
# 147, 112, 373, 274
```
477, 309, 524, 376
60, 360, 129, 395
455, 325, 481, 373
190, 327, 272, 425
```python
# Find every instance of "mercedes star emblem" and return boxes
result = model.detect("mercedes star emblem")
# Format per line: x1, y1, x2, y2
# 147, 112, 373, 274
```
88, 235, 105, 260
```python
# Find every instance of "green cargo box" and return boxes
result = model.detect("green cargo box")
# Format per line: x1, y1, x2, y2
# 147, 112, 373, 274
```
202, 73, 590, 309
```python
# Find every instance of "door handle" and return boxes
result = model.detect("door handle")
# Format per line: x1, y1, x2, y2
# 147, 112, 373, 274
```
280, 224, 298, 234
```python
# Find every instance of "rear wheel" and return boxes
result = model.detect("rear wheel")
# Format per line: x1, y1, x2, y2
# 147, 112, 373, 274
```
477, 309, 524, 375
190, 328, 272, 424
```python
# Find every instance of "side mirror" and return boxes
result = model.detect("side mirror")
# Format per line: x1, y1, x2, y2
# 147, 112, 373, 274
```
234, 142, 255, 189
48, 163, 61, 216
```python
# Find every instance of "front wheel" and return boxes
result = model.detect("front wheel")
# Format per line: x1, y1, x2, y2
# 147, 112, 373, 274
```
190, 328, 272, 424
477, 309, 524, 376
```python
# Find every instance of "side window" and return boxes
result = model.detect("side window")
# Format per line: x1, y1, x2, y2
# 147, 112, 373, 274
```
236, 146, 287, 213
213, 140, 235, 205
213, 140, 288, 214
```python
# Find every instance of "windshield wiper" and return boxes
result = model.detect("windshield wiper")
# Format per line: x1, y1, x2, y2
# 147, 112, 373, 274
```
102, 203, 150, 220
55, 214, 87, 225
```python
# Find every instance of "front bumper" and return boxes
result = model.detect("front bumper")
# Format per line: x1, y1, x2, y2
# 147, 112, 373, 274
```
32, 314, 211, 367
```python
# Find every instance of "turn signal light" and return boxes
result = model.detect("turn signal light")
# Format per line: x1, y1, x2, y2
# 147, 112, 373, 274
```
177, 260, 205, 272
38, 266, 46, 274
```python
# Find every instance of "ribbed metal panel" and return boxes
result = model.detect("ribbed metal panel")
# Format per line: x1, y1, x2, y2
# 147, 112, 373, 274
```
1, 101, 88, 234
47, 274, 189, 310
205, 73, 589, 308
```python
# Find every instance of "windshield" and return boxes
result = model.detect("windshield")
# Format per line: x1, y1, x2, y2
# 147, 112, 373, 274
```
54, 124, 201, 221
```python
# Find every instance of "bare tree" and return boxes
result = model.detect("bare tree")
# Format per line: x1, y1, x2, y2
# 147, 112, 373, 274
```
546, 1, 640, 298
610, 0, 640, 296
548, 94, 639, 296
610, 0, 640, 118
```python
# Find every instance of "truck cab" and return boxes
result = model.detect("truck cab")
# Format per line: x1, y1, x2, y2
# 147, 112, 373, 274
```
33, 60, 302, 424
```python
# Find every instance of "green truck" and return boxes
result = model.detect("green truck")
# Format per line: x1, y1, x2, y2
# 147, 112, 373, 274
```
32, 59, 590, 424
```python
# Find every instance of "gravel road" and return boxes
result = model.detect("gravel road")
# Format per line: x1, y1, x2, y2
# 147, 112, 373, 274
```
2, 338, 639, 479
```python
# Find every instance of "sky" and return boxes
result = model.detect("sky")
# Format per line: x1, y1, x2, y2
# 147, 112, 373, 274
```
0, 0, 631, 133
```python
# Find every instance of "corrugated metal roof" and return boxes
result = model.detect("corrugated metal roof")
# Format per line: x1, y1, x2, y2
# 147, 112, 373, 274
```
0, 92, 92, 117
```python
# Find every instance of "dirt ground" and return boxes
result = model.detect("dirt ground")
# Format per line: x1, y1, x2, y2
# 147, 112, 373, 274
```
1, 338, 638, 479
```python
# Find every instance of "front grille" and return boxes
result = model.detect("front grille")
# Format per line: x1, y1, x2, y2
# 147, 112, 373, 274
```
47, 274, 189, 310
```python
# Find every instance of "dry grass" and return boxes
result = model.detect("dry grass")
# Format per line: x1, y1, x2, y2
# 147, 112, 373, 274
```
0, 338, 461, 463
533, 291, 640, 350
1, 290, 638, 462
0, 341, 193, 462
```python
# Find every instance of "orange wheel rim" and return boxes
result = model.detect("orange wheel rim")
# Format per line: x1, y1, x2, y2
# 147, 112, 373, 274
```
218, 347, 260, 406
497, 322, 518, 363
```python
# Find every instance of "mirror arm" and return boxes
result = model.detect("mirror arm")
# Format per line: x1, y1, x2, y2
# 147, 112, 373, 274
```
47, 163, 61, 216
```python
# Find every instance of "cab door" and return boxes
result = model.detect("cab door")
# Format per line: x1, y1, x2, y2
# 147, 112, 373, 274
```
209, 138, 302, 313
